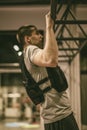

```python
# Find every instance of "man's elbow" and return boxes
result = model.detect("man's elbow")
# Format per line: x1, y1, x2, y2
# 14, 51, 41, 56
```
48, 58, 58, 67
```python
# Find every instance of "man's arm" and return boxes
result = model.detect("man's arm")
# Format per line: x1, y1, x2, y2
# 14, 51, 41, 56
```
32, 12, 58, 67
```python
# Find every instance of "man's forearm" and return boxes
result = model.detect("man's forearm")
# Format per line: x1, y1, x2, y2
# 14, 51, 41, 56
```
44, 26, 58, 65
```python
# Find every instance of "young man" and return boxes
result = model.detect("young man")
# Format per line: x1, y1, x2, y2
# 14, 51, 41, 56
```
16, 12, 79, 130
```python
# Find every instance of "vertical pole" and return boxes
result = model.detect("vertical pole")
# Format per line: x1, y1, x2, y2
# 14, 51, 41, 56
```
50, 0, 57, 21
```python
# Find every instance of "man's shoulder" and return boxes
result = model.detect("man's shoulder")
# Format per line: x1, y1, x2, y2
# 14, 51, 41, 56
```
27, 45, 38, 50
27, 45, 41, 56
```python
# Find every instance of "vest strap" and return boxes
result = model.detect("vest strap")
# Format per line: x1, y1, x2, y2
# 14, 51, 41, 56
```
43, 86, 52, 93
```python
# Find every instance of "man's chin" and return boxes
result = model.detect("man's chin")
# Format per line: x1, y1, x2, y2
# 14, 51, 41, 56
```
37, 42, 43, 49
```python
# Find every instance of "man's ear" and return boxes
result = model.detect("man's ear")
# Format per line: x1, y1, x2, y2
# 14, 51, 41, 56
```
24, 36, 31, 43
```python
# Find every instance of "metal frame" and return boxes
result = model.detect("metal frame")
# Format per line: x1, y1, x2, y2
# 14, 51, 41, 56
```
51, 0, 87, 63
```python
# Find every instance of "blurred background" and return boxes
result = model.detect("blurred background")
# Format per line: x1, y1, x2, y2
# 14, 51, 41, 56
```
0, 0, 87, 130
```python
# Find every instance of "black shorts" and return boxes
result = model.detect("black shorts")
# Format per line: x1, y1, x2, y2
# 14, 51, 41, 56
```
44, 113, 79, 130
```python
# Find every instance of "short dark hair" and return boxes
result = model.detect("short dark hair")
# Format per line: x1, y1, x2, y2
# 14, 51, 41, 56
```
16, 25, 37, 49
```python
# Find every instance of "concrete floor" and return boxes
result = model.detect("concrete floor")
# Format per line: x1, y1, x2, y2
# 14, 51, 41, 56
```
0, 118, 42, 130
0, 118, 87, 130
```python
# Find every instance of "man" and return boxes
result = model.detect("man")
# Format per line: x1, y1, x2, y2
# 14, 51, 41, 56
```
16, 12, 79, 130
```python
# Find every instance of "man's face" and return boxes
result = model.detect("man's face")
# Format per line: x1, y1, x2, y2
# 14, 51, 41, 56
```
29, 30, 43, 48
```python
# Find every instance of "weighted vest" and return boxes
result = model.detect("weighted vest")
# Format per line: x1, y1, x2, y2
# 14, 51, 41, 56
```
20, 55, 68, 105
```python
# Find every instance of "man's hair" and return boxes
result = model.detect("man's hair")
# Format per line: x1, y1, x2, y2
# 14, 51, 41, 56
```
16, 25, 37, 49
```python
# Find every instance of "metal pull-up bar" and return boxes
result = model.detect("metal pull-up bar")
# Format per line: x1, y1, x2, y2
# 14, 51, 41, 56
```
50, 0, 87, 63
50, 0, 57, 21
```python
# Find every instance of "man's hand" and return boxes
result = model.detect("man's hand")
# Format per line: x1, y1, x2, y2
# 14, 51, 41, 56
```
45, 12, 54, 29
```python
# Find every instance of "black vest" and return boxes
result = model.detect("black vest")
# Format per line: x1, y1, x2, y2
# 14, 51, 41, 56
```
20, 56, 68, 105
